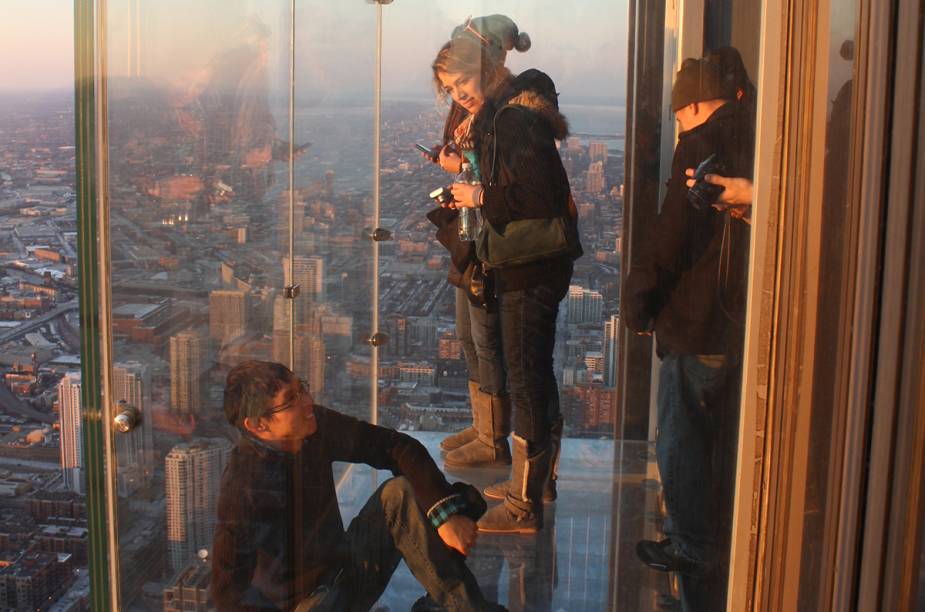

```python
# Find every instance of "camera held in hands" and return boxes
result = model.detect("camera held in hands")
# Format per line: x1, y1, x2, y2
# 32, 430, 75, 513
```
429, 186, 453, 206
687, 153, 727, 210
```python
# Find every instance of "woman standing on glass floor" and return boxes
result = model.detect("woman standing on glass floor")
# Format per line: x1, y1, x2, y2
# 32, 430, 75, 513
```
426, 94, 513, 471
432, 15, 582, 534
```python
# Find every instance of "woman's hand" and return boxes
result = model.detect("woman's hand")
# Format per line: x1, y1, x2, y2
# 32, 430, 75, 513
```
438, 145, 463, 174
449, 182, 481, 208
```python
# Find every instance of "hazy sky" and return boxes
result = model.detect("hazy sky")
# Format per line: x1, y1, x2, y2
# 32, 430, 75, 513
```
1, 1, 628, 101
1, 0, 74, 90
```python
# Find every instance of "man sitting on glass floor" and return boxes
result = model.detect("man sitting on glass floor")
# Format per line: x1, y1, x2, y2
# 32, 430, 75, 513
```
211, 360, 505, 611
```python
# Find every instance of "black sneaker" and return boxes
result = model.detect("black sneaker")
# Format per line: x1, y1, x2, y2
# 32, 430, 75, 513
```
410, 595, 443, 611
411, 595, 508, 612
635, 538, 705, 576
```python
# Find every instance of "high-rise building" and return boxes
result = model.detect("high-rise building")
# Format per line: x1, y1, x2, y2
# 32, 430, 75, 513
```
384, 314, 409, 358
585, 160, 606, 194
589, 141, 609, 163
438, 331, 463, 360
585, 350, 605, 374
112, 361, 154, 494
209, 290, 248, 344
163, 558, 212, 611
283, 255, 324, 301
165, 439, 232, 572
170, 330, 204, 415
324, 169, 335, 197
567, 285, 604, 324
57, 373, 82, 494
307, 335, 326, 395
274, 324, 326, 396
603, 314, 620, 387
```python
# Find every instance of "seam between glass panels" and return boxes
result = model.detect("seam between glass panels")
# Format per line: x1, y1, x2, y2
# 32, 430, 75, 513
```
371, 1, 384, 426
288, 0, 296, 370
74, 0, 111, 609
94, 0, 123, 608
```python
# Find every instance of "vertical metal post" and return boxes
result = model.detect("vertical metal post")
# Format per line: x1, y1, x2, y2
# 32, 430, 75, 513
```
287, 0, 296, 370
370, 1, 384, 425
74, 0, 115, 609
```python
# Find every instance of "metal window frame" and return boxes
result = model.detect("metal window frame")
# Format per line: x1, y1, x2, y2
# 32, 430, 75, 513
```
730, 0, 921, 609
74, 1, 117, 609
73, 2, 385, 607
857, 0, 925, 608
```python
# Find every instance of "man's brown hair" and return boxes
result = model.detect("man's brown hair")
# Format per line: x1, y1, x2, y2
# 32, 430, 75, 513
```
223, 360, 293, 427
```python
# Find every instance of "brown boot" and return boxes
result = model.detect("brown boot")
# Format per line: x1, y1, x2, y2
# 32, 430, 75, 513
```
440, 380, 480, 453
484, 416, 562, 502
477, 434, 551, 534
444, 390, 511, 468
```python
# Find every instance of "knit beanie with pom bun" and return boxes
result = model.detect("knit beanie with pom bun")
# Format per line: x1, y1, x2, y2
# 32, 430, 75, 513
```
452, 14, 531, 55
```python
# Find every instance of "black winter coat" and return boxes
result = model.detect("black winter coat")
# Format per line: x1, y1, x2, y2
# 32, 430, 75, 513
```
474, 69, 577, 294
623, 101, 754, 357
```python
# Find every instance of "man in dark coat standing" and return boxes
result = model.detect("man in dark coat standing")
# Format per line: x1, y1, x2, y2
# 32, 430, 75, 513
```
623, 57, 754, 611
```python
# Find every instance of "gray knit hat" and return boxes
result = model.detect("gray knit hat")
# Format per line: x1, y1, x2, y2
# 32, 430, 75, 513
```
451, 14, 531, 54
671, 58, 729, 111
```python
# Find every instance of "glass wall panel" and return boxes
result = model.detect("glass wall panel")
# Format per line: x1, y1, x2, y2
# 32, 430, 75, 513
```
374, 2, 627, 609
796, 0, 860, 608
101, 1, 376, 608
0, 3, 85, 610
622, 0, 761, 608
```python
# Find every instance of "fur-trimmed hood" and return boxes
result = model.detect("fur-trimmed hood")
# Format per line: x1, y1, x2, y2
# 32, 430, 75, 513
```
500, 69, 570, 140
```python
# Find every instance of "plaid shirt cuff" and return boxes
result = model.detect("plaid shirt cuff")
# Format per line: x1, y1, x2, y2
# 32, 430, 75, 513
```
426, 494, 465, 530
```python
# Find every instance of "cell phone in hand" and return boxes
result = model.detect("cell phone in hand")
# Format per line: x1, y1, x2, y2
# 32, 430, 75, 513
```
415, 143, 439, 163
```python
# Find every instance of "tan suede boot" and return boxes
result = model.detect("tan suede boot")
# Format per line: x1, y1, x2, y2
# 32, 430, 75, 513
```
477, 434, 551, 534
484, 415, 562, 503
444, 390, 511, 468
440, 380, 480, 453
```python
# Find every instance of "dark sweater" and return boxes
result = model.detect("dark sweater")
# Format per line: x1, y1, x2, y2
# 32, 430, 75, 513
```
474, 70, 578, 293
210, 405, 455, 611
623, 101, 754, 357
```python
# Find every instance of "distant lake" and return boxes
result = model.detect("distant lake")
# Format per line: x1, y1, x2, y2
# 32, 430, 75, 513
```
279, 99, 625, 191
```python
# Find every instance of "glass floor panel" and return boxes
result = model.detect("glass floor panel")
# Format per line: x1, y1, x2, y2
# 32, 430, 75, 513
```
336, 434, 676, 612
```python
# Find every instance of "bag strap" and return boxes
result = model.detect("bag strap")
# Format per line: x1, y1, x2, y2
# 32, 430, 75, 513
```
487, 104, 521, 187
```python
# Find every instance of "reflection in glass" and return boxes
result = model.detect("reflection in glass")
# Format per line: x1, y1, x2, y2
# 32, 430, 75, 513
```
623, 32, 757, 612
102, 2, 379, 607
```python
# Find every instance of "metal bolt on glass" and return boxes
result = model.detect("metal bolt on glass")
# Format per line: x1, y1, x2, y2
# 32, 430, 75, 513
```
113, 401, 141, 434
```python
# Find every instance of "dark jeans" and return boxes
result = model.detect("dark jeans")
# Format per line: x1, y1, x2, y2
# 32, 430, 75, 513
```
455, 287, 506, 395
297, 477, 490, 611
498, 282, 567, 445
656, 353, 736, 611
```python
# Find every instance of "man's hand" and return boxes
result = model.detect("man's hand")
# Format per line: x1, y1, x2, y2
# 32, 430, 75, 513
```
685, 169, 754, 206
437, 514, 478, 557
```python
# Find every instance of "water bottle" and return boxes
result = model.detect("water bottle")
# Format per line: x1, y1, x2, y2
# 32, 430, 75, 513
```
457, 161, 478, 242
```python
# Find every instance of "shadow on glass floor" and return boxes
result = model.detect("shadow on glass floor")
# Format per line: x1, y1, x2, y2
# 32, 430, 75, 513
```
336, 433, 678, 611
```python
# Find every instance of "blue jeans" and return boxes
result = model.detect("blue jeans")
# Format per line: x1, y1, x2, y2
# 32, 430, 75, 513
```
297, 478, 491, 611
455, 287, 506, 395
655, 353, 729, 568
498, 282, 567, 445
